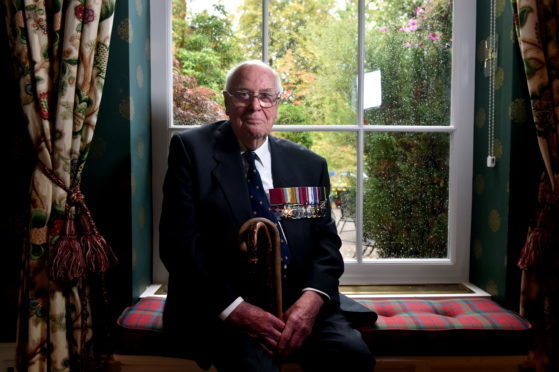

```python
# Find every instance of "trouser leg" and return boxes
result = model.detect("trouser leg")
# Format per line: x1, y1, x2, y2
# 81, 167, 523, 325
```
210, 323, 279, 372
296, 310, 375, 372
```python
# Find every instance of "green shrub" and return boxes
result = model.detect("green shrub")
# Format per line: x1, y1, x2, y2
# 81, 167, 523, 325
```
362, 0, 451, 258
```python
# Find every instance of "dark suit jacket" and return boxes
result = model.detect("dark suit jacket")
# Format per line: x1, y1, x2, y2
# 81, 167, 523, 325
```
159, 120, 343, 359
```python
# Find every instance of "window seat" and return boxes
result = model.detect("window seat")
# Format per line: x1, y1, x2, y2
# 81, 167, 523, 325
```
357, 298, 531, 356
115, 296, 531, 358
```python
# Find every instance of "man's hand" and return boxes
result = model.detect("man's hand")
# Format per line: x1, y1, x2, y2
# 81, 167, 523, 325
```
227, 301, 285, 355
276, 291, 324, 358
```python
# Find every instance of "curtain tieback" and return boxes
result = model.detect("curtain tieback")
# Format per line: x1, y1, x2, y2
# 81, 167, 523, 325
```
39, 163, 118, 282
518, 190, 559, 270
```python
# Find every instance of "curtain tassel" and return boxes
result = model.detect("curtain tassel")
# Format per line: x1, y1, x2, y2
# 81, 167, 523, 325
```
518, 189, 559, 270
50, 216, 87, 281
39, 163, 117, 281
518, 227, 553, 269
79, 213, 117, 273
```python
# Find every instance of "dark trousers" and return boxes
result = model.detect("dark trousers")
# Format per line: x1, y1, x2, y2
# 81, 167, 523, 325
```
210, 310, 375, 372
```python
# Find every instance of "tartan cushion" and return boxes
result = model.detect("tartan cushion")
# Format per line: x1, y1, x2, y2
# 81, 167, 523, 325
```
358, 298, 531, 331
357, 298, 532, 355
115, 296, 532, 356
117, 296, 164, 331
115, 297, 167, 355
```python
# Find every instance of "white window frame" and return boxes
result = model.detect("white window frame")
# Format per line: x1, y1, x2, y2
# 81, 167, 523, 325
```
150, 0, 476, 285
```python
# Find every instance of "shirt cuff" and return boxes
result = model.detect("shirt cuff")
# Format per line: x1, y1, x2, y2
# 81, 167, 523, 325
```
302, 287, 330, 301
218, 297, 244, 320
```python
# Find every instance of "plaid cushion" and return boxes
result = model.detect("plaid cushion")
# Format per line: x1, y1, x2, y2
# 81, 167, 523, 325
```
115, 296, 531, 355
357, 298, 531, 331
117, 296, 165, 332
117, 297, 529, 332
356, 298, 531, 356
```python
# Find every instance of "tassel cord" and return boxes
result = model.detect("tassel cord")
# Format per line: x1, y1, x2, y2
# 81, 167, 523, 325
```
518, 189, 559, 269
38, 162, 116, 280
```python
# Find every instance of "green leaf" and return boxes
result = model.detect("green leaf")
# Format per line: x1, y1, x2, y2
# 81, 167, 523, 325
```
65, 58, 79, 66
73, 127, 84, 138
58, 81, 67, 97
13, 0, 22, 11
53, 0, 62, 12
30, 210, 48, 228
100, 1, 116, 22
19, 27, 28, 44
30, 244, 45, 260
519, 6, 533, 28
524, 58, 540, 77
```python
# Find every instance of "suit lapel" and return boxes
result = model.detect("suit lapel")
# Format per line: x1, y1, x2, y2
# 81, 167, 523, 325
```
270, 136, 291, 188
211, 122, 251, 227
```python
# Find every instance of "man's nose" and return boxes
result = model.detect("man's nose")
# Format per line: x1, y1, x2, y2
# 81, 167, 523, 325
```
247, 95, 262, 110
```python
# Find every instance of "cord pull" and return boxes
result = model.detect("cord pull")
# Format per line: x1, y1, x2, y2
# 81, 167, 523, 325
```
486, 155, 496, 168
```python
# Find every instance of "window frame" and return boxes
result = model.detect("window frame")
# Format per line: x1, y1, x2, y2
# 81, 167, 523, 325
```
150, 0, 476, 285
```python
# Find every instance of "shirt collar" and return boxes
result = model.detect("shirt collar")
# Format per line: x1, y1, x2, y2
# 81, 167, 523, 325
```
241, 136, 270, 165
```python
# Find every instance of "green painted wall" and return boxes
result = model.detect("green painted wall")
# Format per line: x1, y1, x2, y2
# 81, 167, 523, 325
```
129, 0, 152, 301
83, 0, 152, 311
470, 0, 540, 308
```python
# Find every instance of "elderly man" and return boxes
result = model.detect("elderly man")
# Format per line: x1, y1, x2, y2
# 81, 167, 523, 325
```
160, 60, 374, 371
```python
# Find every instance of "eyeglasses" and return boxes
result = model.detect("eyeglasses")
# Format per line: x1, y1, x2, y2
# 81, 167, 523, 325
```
225, 90, 280, 108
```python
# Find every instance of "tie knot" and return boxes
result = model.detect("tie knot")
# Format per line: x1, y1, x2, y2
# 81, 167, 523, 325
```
244, 151, 257, 167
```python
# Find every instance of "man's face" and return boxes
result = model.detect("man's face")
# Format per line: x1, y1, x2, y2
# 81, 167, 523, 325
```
223, 64, 279, 150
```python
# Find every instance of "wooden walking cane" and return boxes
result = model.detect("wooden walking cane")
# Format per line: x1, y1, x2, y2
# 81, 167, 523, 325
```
238, 217, 283, 318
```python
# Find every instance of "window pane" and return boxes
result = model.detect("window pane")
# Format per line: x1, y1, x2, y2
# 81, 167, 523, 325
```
364, 0, 452, 126
363, 132, 449, 258
172, 0, 251, 126
273, 131, 358, 259
269, 1, 358, 125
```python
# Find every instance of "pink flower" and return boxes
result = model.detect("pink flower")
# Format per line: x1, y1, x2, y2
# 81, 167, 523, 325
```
400, 19, 418, 33
428, 32, 440, 40
33, 17, 48, 35
404, 41, 412, 48
75, 4, 95, 24
416, 7, 424, 15
378, 26, 387, 32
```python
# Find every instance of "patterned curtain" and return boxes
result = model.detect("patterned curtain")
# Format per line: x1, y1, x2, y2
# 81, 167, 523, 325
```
512, 0, 559, 370
3, 1, 117, 371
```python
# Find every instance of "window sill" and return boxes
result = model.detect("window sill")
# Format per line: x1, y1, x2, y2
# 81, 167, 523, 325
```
339, 282, 490, 299
140, 282, 490, 300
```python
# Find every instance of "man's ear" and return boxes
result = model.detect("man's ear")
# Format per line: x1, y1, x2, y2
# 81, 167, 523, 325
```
223, 91, 231, 116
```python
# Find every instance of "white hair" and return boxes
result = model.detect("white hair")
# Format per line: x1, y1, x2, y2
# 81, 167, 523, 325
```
224, 60, 282, 93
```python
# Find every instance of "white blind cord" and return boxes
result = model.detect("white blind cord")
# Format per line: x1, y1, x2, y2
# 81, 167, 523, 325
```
487, 0, 497, 168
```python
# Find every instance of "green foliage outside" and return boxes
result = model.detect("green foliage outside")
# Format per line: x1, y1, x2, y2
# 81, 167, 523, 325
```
362, 0, 452, 258
174, 3, 242, 92
364, 132, 449, 258
171, 0, 452, 258
275, 105, 313, 149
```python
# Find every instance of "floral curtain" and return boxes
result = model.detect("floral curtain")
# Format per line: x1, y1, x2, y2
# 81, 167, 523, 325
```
4, 0, 117, 371
512, 0, 559, 370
